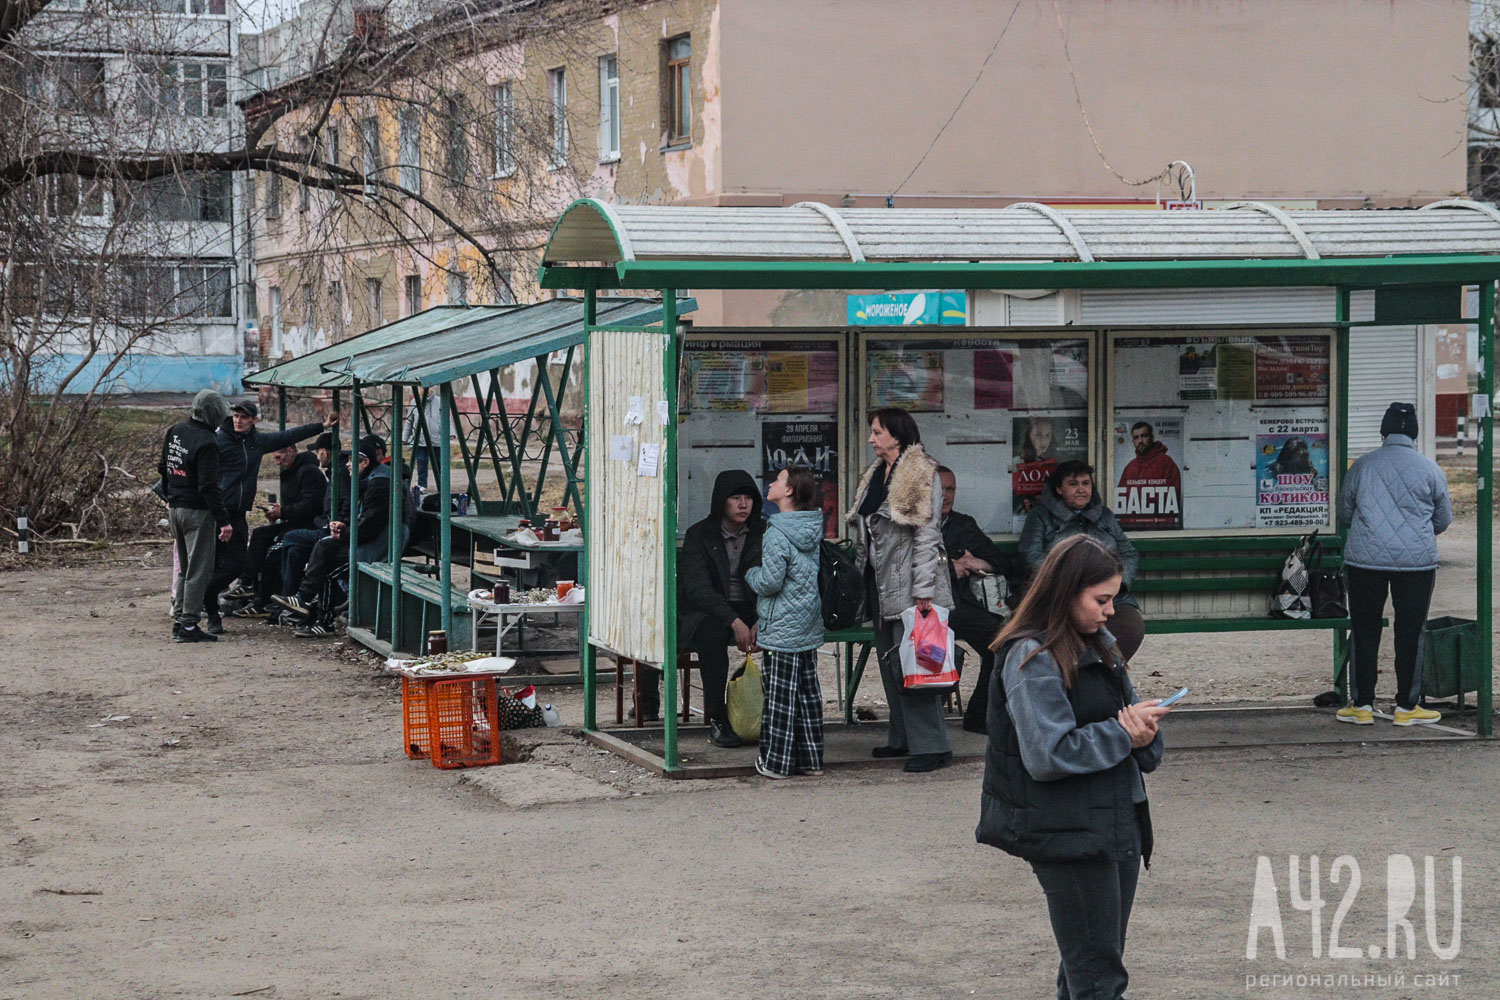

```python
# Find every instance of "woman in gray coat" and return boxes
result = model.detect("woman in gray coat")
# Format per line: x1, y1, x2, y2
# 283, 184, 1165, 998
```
847, 406, 954, 773
1019, 460, 1145, 660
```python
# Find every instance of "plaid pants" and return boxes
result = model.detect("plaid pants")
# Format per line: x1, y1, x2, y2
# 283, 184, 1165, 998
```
759, 648, 824, 776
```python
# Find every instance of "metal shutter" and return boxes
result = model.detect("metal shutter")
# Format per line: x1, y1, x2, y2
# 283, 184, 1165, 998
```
1078, 287, 1376, 325
1348, 326, 1433, 457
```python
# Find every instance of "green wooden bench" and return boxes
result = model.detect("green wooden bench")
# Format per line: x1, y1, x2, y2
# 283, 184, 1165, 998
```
833, 533, 1352, 723
354, 561, 473, 653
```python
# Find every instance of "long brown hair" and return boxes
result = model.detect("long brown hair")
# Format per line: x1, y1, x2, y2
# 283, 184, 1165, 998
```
989, 535, 1125, 687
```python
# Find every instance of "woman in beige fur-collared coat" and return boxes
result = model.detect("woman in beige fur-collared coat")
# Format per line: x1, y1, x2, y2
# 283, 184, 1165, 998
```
848, 406, 955, 773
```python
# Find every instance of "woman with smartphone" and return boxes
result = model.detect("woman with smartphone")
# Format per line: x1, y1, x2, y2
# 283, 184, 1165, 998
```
976, 535, 1169, 1000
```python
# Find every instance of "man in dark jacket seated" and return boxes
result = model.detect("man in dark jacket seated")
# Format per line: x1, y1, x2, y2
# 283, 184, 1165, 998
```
639, 469, 764, 748
937, 466, 1020, 733
273, 440, 392, 632
225, 444, 326, 609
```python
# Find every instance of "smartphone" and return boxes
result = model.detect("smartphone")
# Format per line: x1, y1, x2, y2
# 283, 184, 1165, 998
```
1158, 687, 1189, 708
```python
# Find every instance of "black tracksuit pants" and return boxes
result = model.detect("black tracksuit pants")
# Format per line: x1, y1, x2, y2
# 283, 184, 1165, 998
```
1346, 565, 1436, 710
204, 512, 249, 614
950, 600, 1005, 731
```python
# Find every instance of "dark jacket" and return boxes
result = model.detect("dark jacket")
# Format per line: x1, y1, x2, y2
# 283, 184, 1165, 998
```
976, 635, 1161, 866
159, 390, 231, 526
1018, 488, 1140, 609
941, 509, 1019, 610
314, 458, 351, 530
353, 462, 393, 562
277, 450, 326, 531
217, 420, 325, 513
678, 470, 765, 644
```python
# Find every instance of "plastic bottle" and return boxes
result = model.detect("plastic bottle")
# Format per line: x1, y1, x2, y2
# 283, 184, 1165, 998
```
541, 704, 561, 727
426, 630, 448, 655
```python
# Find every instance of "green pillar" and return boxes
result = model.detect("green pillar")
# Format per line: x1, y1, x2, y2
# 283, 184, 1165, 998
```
347, 387, 362, 620
277, 387, 286, 431
329, 390, 342, 533
389, 383, 405, 652
1334, 288, 1351, 699
439, 382, 454, 638
581, 281, 597, 732
661, 291, 681, 771
1478, 283, 1494, 737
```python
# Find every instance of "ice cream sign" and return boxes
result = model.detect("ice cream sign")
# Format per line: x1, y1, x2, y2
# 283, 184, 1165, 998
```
847, 291, 966, 326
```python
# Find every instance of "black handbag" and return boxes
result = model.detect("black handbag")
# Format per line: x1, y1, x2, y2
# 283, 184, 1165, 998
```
1307, 542, 1348, 619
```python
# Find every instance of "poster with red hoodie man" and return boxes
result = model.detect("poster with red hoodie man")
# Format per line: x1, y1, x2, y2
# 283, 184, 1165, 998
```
1113, 417, 1183, 529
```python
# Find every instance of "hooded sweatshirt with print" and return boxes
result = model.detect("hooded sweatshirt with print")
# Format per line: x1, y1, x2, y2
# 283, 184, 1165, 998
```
746, 509, 825, 652
159, 390, 231, 524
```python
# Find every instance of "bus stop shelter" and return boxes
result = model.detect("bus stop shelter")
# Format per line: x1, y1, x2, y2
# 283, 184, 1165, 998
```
538, 198, 1500, 774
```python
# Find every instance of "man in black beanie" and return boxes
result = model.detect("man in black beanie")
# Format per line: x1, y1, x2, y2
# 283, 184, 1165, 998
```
1335, 402, 1452, 726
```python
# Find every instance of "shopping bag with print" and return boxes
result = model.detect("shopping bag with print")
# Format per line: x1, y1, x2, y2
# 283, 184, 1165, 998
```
898, 604, 959, 690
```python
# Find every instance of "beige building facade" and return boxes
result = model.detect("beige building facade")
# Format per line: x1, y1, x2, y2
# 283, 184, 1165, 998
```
247, 0, 1470, 352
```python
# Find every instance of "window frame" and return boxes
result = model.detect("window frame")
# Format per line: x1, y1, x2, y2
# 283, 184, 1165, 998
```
405, 273, 423, 315
664, 35, 691, 148
359, 115, 381, 197
598, 54, 620, 163
547, 67, 569, 169
397, 106, 422, 194
492, 83, 515, 178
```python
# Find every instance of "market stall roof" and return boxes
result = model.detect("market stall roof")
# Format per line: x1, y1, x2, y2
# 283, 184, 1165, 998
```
244, 305, 512, 389
538, 199, 1500, 291
320, 296, 694, 388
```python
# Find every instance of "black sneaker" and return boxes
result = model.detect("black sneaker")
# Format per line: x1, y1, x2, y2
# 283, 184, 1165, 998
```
293, 622, 334, 638
174, 625, 218, 643
708, 718, 744, 749
223, 584, 256, 601
271, 594, 315, 618
205, 613, 225, 635
172, 621, 183, 638
231, 603, 272, 619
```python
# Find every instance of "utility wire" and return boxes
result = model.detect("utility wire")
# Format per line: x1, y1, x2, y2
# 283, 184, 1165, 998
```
890, 0, 1026, 201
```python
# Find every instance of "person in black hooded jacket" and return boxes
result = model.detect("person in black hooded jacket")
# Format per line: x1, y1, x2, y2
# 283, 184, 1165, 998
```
638, 469, 764, 748
226, 445, 326, 604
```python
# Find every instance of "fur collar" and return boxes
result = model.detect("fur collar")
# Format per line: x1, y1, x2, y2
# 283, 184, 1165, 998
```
847, 444, 938, 528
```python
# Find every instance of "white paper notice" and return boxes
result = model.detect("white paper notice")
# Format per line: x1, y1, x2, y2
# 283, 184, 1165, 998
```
610, 435, 634, 462
625, 396, 645, 425
638, 443, 660, 477
657, 399, 670, 425
1474, 392, 1492, 418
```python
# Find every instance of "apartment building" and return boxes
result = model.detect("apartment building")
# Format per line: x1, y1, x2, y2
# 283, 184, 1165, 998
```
16, 0, 249, 393
242, 0, 1467, 433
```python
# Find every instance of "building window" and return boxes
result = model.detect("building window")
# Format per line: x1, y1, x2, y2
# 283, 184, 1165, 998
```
547, 68, 568, 167
366, 277, 383, 326
134, 59, 227, 117
329, 280, 344, 337
598, 54, 619, 162
121, 173, 230, 222
398, 106, 422, 193
301, 284, 315, 331
496, 270, 515, 305
665, 35, 691, 146
1476, 34, 1500, 109
405, 274, 422, 315
359, 116, 381, 195
492, 83, 514, 177
31, 175, 105, 218
264, 171, 281, 219
121, 262, 232, 318
447, 271, 467, 306
120, 0, 228, 13
270, 285, 282, 355
445, 95, 470, 185
26, 56, 107, 114
327, 126, 341, 203
1470, 144, 1500, 202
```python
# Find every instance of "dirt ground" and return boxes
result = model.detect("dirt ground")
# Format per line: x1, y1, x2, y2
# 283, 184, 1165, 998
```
2, 519, 1497, 999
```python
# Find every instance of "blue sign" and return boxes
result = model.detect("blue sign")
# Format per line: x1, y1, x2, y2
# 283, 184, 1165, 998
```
847, 290, 966, 326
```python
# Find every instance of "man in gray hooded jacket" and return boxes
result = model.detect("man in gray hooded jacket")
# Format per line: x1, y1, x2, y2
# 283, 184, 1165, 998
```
1336, 402, 1452, 726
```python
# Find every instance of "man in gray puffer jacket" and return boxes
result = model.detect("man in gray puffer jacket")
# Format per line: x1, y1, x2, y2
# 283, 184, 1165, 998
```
1336, 402, 1452, 727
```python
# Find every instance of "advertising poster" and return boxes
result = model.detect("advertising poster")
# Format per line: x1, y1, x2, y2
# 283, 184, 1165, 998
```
867, 348, 945, 412
1011, 415, 1088, 531
1177, 340, 1255, 400
1256, 337, 1330, 401
973, 348, 1016, 409
763, 350, 838, 413
1255, 417, 1331, 528
762, 421, 840, 538
847, 290, 966, 326
687, 350, 764, 411
1112, 416, 1184, 530
684, 341, 838, 414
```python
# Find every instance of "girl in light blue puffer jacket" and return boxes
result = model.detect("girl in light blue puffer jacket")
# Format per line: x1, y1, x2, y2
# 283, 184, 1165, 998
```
746, 466, 826, 778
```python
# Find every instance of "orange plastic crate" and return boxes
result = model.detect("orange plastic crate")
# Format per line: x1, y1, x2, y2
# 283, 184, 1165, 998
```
401, 675, 433, 759
428, 675, 502, 769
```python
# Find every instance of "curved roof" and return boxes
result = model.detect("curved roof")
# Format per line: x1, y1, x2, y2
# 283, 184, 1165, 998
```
542, 199, 1500, 267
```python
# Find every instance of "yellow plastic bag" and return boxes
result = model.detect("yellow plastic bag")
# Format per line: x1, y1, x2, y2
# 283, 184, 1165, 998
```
725, 654, 763, 743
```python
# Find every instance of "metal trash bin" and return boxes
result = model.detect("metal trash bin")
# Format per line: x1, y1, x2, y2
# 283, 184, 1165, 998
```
1421, 616, 1480, 704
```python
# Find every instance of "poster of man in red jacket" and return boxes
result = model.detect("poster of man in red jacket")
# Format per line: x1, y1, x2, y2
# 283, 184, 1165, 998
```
1114, 418, 1183, 529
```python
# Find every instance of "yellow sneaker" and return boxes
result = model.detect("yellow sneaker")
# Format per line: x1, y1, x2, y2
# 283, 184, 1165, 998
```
1335, 704, 1374, 725
1393, 706, 1442, 727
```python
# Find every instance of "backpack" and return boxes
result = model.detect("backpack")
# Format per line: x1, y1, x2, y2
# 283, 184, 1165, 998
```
818, 539, 866, 631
